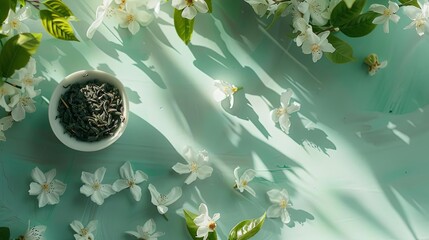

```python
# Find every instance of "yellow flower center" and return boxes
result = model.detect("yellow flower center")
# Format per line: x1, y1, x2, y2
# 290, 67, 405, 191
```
81, 228, 88, 236
279, 199, 288, 209
23, 77, 33, 86
11, 19, 19, 29
41, 183, 50, 192
241, 180, 248, 187
190, 162, 198, 173
383, 9, 392, 16
128, 180, 135, 187
416, 19, 425, 28
311, 43, 320, 53
92, 182, 100, 191
276, 108, 286, 117
127, 14, 135, 24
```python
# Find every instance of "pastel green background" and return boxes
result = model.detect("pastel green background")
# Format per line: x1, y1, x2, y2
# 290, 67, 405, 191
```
1, 0, 429, 239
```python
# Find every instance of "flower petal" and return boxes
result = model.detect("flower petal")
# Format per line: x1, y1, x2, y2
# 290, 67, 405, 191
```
80, 185, 95, 197
87, 220, 98, 233
279, 114, 291, 134
280, 89, 293, 107
172, 0, 186, 10
94, 167, 106, 182
213, 89, 227, 102
44, 168, 56, 183
31, 167, 46, 184
134, 170, 148, 183
142, 218, 155, 234
266, 204, 282, 218
286, 101, 301, 114
81, 172, 94, 185
182, 6, 197, 20
157, 205, 168, 214
270, 109, 281, 123
52, 179, 67, 195
120, 161, 133, 179
165, 186, 182, 205
244, 185, 256, 197
148, 184, 161, 205
37, 192, 48, 208
267, 189, 282, 203
11, 104, 25, 122
184, 172, 198, 184
91, 190, 105, 205
99, 184, 115, 199
233, 166, 240, 181
70, 220, 84, 234
193, 0, 209, 13
196, 165, 213, 180
281, 209, 291, 224
130, 185, 142, 201
112, 179, 129, 192
125, 231, 140, 238
172, 163, 191, 174
46, 192, 60, 205
242, 169, 256, 182
183, 146, 195, 163
29, 182, 42, 195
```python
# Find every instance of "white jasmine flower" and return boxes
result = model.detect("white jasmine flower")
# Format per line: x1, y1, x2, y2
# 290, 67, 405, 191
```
28, 167, 66, 208
117, 2, 154, 35
112, 161, 148, 201
148, 184, 182, 215
70, 220, 97, 240
369, 1, 400, 33
213, 80, 240, 109
10, 58, 43, 98
126, 219, 165, 239
270, 89, 301, 134
194, 203, 220, 240
2, 6, 31, 35
21, 221, 46, 240
233, 166, 256, 197
293, 17, 312, 47
301, 30, 335, 62
266, 0, 278, 17
0, 83, 17, 112
172, 146, 213, 184
172, 0, 208, 20
266, 188, 291, 224
80, 167, 115, 205
9, 92, 37, 122
86, 0, 115, 38
298, 0, 329, 26
403, 1, 429, 36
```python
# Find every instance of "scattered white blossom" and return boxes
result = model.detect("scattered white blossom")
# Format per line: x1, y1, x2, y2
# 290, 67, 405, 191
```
301, 30, 335, 62
370, 1, 400, 33
20, 221, 46, 240
403, 1, 429, 36
1, 6, 31, 35
194, 203, 220, 240
112, 161, 148, 201
148, 184, 182, 215
9, 92, 37, 122
126, 219, 165, 240
28, 167, 67, 208
80, 167, 115, 205
270, 88, 301, 134
172, 146, 213, 185
244, 0, 269, 17
86, 0, 115, 38
10, 58, 44, 98
266, 188, 291, 224
70, 220, 97, 240
213, 80, 241, 109
364, 53, 387, 76
172, 0, 208, 20
233, 166, 256, 197
117, 2, 154, 35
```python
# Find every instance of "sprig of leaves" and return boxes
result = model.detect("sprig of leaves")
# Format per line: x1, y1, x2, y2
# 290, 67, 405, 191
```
40, 0, 79, 41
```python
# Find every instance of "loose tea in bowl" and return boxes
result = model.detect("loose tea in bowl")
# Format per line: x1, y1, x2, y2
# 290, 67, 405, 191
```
49, 70, 129, 152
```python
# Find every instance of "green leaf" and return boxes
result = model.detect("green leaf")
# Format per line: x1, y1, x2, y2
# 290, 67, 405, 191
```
0, 33, 42, 78
43, 0, 74, 18
330, 0, 366, 27
206, 0, 212, 13
174, 9, 194, 45
184, 209, 218, 240
325, 34, 355, 64
228, 212, 266, 240
340, 12, 378, 37
40, 10, 79, 41
266, 2, 289, 29
343, 0, 356, 8
0, 227, 10, 240
399, 0, 419, 7
0, 33, 7, 39
0, 0, 10, 24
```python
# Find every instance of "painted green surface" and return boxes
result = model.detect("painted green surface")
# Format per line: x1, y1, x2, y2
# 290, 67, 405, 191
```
1, 0, 429, 239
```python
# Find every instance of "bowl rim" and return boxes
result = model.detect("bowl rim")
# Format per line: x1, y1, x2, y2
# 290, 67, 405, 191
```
48, 70, 129, 152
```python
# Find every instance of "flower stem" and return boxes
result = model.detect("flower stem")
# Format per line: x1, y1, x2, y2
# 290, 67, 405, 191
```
162, 214, 169, 221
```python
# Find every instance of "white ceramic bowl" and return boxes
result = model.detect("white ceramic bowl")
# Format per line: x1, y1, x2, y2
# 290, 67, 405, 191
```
48, 70, 129, 152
